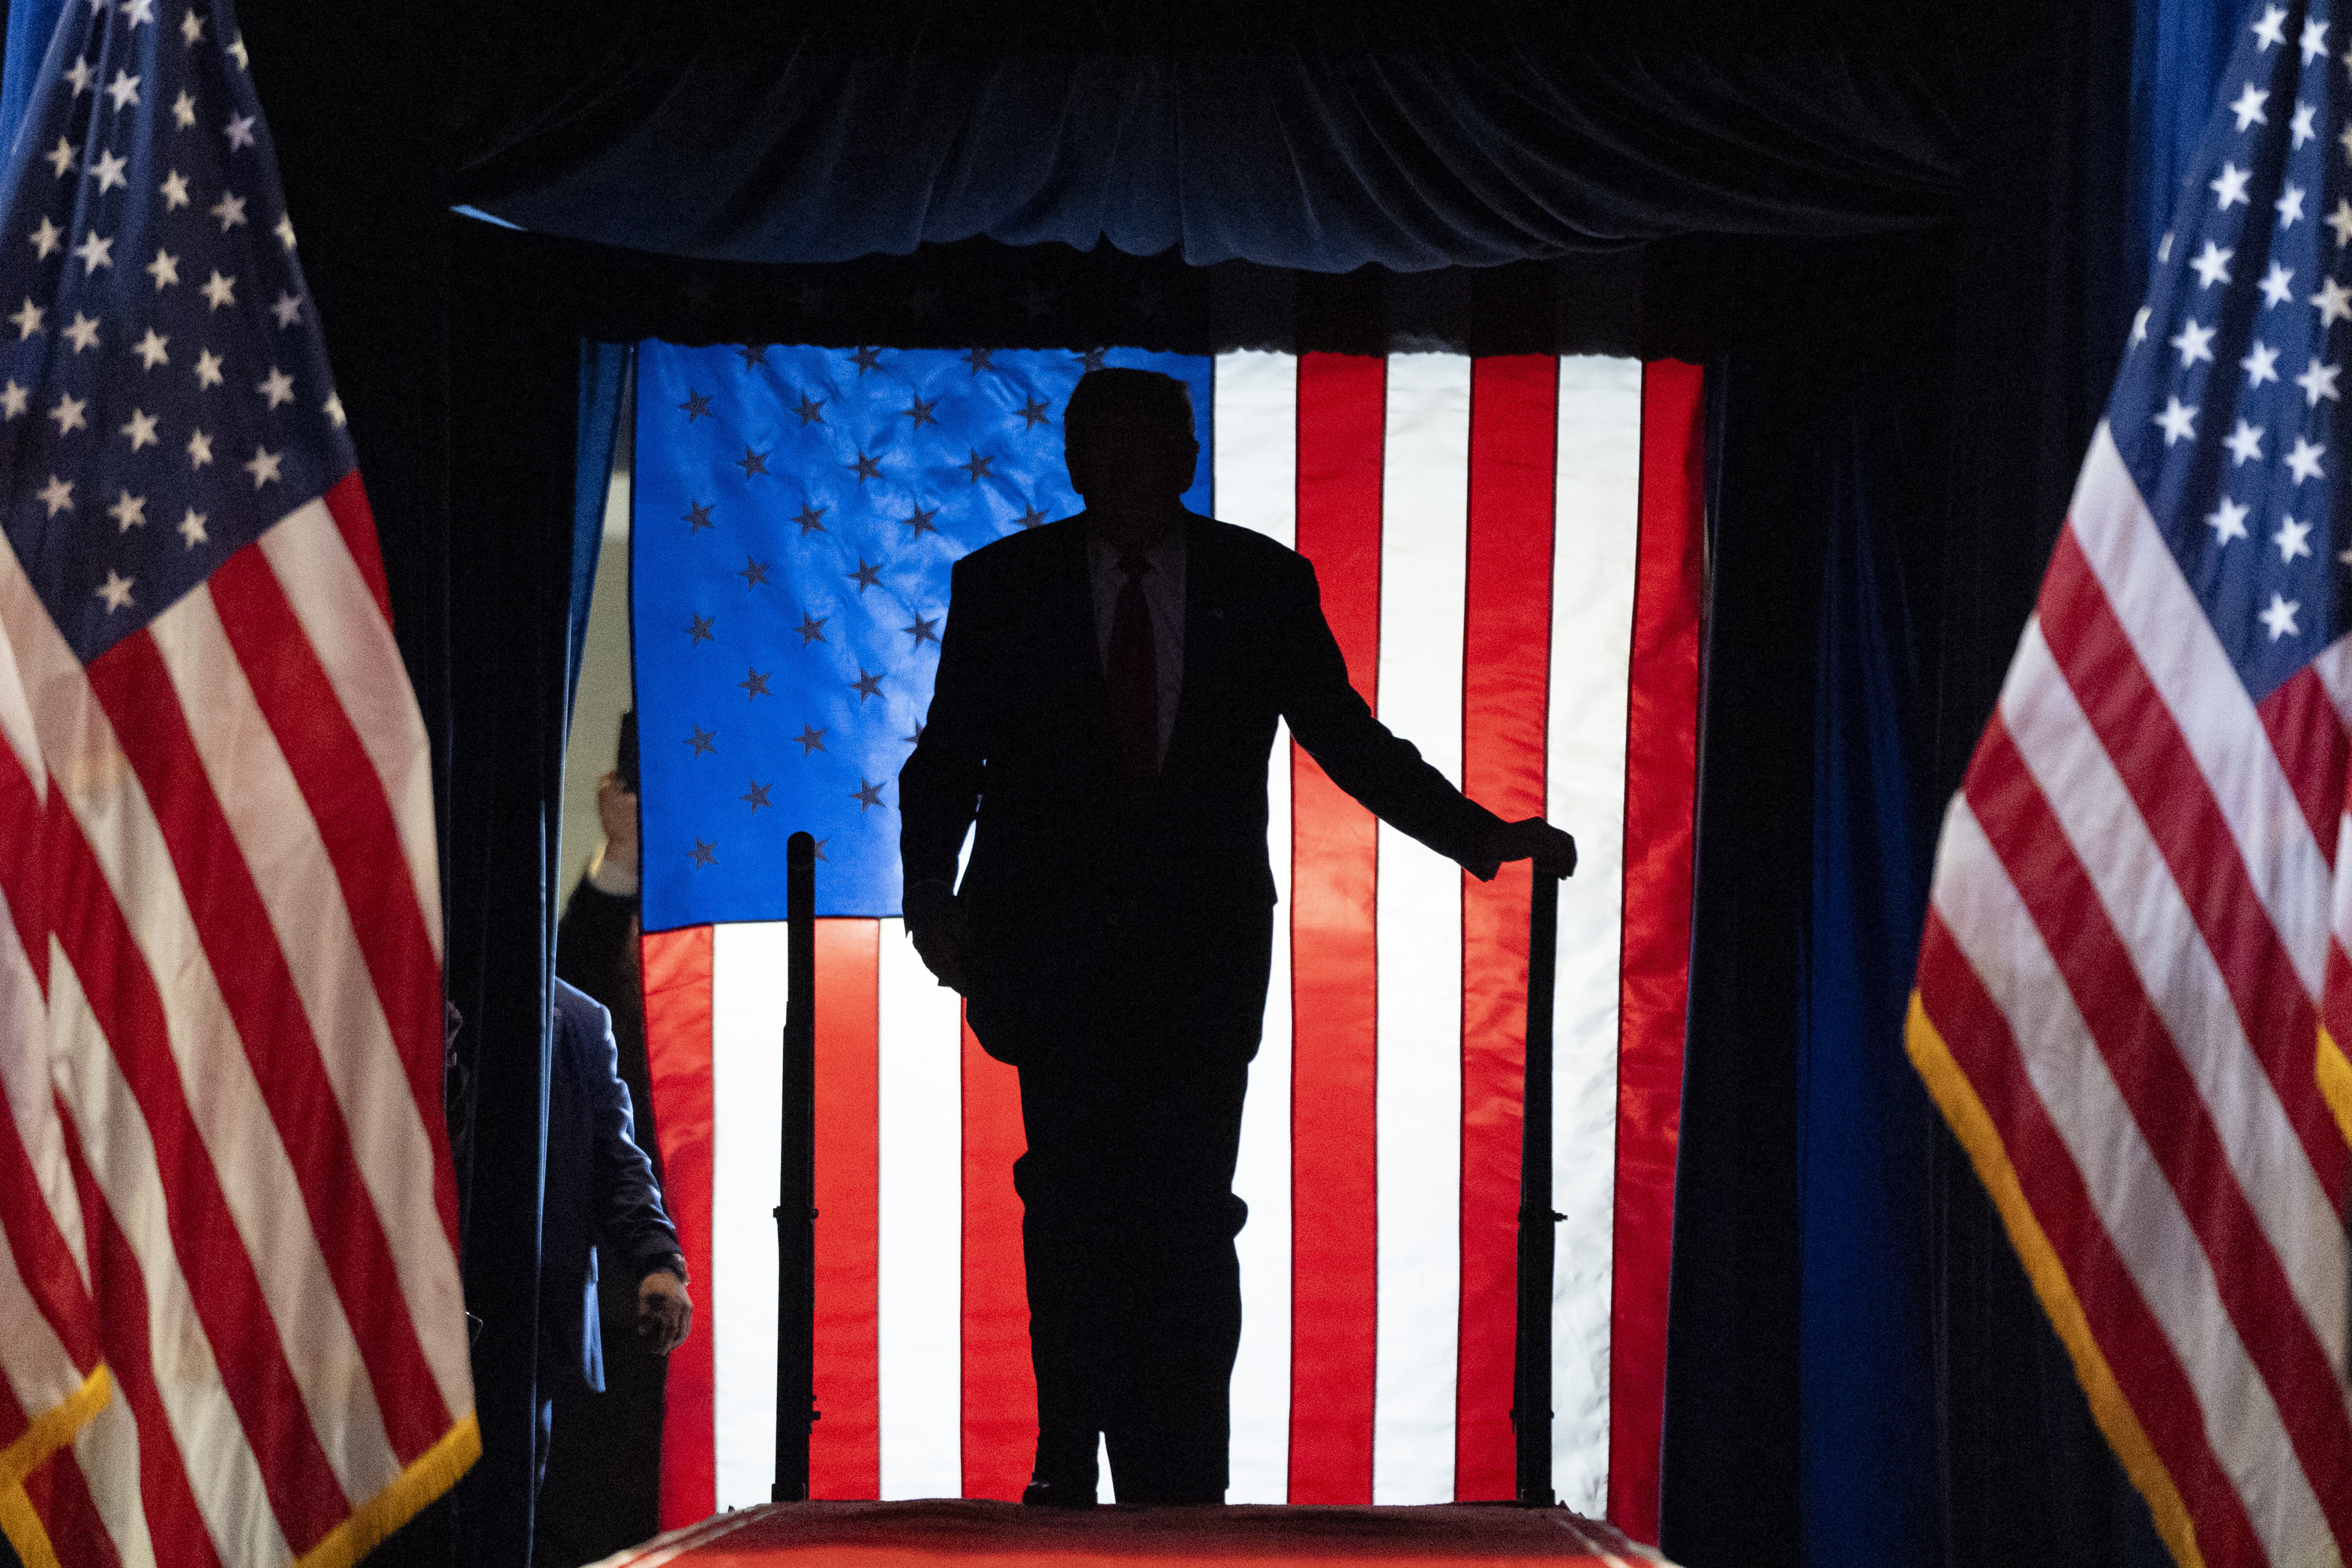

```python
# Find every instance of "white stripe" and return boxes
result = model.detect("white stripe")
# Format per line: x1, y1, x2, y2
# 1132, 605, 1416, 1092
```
1372, 353, 1467, 1503
148, 583, 473, 1419
71, 1382, 156, 1568
1212, 352, 1298, 554
0, 579, 39, 799
875, 917, 962, 1500
0, 884, 86, 1294
709, 920, 791, 1509
1216, 348, 1297, 1503
2002, 621, 2349, 1365
1547, 354, 1644, 1513
2067, 426, 2330, 995
2308, 634, 2352, 729
0, 1169, 87, 1444
254, 500, 443, 959
1232, 724, 1295, 1505
46, 945, 295, 1567
0, 536, 403, 1509
0, 588, 84, 1301
1933, 798, 2336, 1565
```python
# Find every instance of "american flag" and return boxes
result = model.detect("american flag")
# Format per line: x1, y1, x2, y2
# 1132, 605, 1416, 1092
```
1909, 3, 2352, 1565
628, 343, 1702, 1528
0, 1, 474, 1563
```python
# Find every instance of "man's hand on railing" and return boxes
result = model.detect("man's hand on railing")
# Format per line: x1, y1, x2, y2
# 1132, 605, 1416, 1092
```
1482, 817, 1578, 880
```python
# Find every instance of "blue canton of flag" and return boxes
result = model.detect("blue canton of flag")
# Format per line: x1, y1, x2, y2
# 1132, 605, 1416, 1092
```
632, 343, 1214, 925
2111, 0, 2351, 697
0, 0, 353, 662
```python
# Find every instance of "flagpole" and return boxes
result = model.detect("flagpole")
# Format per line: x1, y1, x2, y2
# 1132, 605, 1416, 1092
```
1514, 870, 1559, 1507
774, 831, 818, 1502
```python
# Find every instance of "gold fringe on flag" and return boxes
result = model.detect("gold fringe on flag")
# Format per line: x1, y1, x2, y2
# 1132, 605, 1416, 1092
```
2321, 1029, 2352, 1150
1906, 994, 2205, 1568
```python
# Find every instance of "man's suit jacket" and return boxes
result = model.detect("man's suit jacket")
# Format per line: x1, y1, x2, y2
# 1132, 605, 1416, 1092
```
541, 979, 683, 1395
899, 514, 1506, 1052
557, 876, 658, 1171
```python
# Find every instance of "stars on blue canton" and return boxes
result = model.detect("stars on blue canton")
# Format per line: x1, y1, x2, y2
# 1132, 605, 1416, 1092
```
627, 341, 1214, 923
0, 0, 357, 665
2112, 0, 2352, 700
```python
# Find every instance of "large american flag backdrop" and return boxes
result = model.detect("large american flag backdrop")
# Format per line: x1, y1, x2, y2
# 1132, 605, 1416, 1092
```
0, 1, 475, 1564
629, 344, 1702, 1532
1909, 3, 2352, 1566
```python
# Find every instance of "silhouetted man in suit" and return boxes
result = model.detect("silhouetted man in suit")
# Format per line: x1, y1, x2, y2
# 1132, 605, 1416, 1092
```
539, 715, 680, 1566
898, 368, 1574, 1507
536, 979, 691, 1540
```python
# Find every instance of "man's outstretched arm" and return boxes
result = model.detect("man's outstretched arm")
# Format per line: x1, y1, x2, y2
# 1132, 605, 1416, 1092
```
1276, 554, 1575, 879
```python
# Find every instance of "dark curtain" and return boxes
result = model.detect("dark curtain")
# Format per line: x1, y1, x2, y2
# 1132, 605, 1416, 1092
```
1660, 233, 1948, 1568
1660, 0, 2179, 1564
241, 21, 590, 1568
0, 0, 2192, 1563
450, 4, 1957, 272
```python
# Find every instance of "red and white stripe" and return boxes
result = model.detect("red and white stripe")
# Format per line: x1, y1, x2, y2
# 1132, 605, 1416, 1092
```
1911, 424, 2352, 1568
0, 479, 476, 1567
643, 354, 1702, 1538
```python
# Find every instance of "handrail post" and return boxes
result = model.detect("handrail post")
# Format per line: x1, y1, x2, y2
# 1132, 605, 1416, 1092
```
773, 832, 817, 1501
1513, 871, 1559, 1507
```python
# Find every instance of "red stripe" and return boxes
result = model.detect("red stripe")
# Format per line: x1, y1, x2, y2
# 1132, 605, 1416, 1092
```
961, 1009, 1032, 1501
2256, 664, 2346, 867
2036, 531, 2350, 1204
1288, 351, 1384, 1504
2327, 942, 2352, 1078
0, 728, 45, 983
643, 924, 717, 1528
41, 787, 351, 1551
0, 1101, 98, 1372
812, 919, 880, 1499
84, 629, 450, 1459
204, 546, 457, 1248
1967, 715, 2352, 1542
1608, 358, 1704, 1542
53, 1085, 225, 1568
1454, 355, 1556, 1502
0, 741, 102, 1376
0, 1331, 119, 1568
1915, 916, 2268, 1567
19, 1437, 121, 1568
321, 471, 395, 628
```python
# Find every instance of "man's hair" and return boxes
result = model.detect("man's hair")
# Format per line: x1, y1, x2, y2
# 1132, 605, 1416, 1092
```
1063, 368, 1198, 452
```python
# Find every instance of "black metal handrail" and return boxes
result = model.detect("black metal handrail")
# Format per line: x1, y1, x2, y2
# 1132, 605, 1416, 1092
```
773, 831, 817, 1501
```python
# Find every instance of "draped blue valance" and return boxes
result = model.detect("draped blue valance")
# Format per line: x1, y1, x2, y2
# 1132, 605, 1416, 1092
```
457, 17, 1959, 272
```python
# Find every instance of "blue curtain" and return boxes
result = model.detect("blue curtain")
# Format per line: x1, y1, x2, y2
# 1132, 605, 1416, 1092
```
2127, 0, 2262, 277
1662, 241, 1948, 1568
455, 18, 1955, 273
570, 342, 632, 723
0, 0, 65, 152
1798, 423, 1937, 1568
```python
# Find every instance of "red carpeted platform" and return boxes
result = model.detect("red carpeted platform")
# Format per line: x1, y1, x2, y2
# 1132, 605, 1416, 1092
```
591, 1500, 1677, 1568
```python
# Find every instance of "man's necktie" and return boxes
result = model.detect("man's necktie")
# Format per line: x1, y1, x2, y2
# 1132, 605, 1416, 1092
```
1108, 554, 1157, 784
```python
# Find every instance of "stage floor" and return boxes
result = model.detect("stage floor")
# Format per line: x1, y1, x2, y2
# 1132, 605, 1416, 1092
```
591, 1499, 1675, 1568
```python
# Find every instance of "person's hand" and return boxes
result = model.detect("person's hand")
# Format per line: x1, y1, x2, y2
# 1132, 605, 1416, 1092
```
597, 770, 641, 880
638, 1268, 692, 1355
1484, 817, 1577, 879
904, 879, 974, 994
